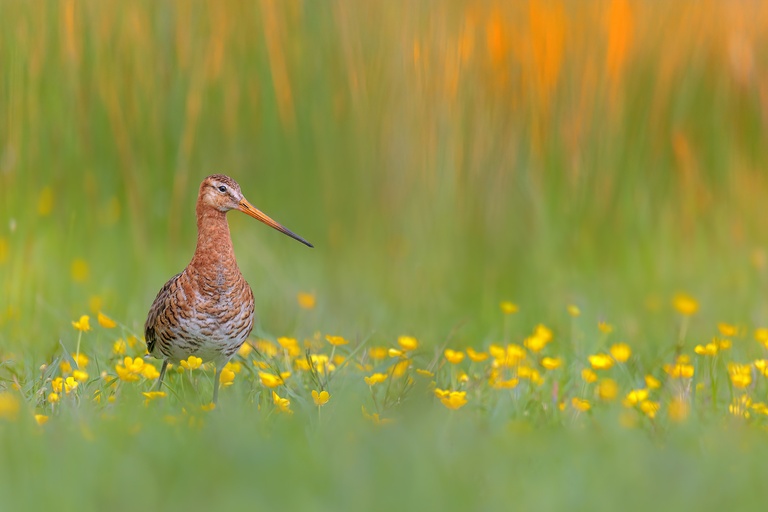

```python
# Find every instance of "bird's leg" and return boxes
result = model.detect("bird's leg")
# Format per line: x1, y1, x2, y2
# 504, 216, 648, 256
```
156, 360, 169, 390
212, 366, 221, 405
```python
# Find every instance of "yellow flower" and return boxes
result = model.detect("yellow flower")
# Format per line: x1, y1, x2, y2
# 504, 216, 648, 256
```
640, 400, 660, 419
237, 343, 253, 358
72, 370, 88, 383
567, 304, 581, 317
623, 388, 648, 407
225, 361, 242, 374
588, 354, 614, 370
669, 397, 689, 423
70, 258, 89, 283
180, 356, 203, 370
71, 315, 91, 332
34, 414, 49, 426
717, 338, 732, 350
730, 395, 752, 418
597, 378, 618, 401
755, 359, 768, 377
694, 341, 719, 356
72, 353, 89, 368
523, 325, 552, 353
444, 349, 465, 364
439, 391, 468, 410
97, 312, 117, 328
142, 391, 166, 400
219, 368, 236, 387
524, 335, 546, 353
718, 322, 738, 337
312, 390, 330, 406
490, 344, 526, 367
142, 391, 167, 405
255, 339, 279, 357
491, 377, 519, 389
0, 393, 20, 420
259, 372, 283, 388
141, 364, 160, 380
398, 336, 419, 351
309, 354, 334, 374
277, 337, 301, 357
201, 403, 216, 412
60, 361, 72, 375
466, 348, 488, 362
663, 357, 694, 378
297, 292, 316, 310
598, 321, 613, 334
364, 373, 388, 386
755, 328, 768, 349
63, 377, 78, 394
272, 391, 292, 414
416, 369, 434, 377
541, 357, 562, 370
728, 363, 752, 389
499, 301, 519, 314
48, 392, 60, 403
645, 375, 661, 389
673, 293, 698, 315
571, 397, 591, 412
391, 359, 410, 377
581, 368, 598, 383
116, 356, 144, 382
368, 347, 388, 360
434, 388, 450, 399
325, 334, 349, 346
610, 343, 631, 363
362, 406, 393, 426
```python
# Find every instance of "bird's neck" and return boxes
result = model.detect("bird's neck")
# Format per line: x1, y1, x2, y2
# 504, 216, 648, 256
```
190, 205, 237, 269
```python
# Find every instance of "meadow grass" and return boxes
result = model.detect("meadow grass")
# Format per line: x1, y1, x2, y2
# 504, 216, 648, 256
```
3, 1, 768, 510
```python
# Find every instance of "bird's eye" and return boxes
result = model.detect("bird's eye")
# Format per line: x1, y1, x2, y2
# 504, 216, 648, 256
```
218, 185, 227, 193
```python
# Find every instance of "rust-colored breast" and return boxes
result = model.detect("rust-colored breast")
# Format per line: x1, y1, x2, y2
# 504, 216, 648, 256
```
145, 204, 255, 364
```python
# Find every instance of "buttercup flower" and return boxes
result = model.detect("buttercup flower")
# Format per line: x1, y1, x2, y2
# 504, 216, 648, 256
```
610, 343, 631, 363
673, 294, 698, 315
588, 354, 614, 370
71, 315, 91, 332
466, 348, 488, 362
444, 349, 465, 364
272, 391, 292, 414
397, 336, 419, 351
500, 301, 519, 314
180, 356, 203, 371
364, 373, 388, 386
325, 334, 349, 346
312, 390, 330, 406
297, 292, 316, 310
97, 312, 117, 328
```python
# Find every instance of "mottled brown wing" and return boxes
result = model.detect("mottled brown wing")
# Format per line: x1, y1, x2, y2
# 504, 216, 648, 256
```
144, 273, 181, 355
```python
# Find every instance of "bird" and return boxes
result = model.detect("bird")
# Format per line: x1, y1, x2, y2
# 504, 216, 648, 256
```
144, 174, 312, 405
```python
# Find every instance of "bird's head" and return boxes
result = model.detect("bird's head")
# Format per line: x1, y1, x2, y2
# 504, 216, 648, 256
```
199, 174, 313, 248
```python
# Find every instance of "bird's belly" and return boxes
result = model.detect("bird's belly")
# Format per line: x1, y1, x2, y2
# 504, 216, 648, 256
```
158, 302, 254, 363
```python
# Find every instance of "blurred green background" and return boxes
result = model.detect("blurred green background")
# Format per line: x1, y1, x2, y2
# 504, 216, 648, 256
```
2, 1, 768, 510
3, 0, 768, 350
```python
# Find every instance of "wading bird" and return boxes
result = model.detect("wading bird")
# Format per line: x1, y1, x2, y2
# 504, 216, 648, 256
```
144, 174, 312, 404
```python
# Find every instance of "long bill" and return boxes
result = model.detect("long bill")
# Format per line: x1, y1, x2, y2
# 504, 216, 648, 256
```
238, 198, 314, 248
